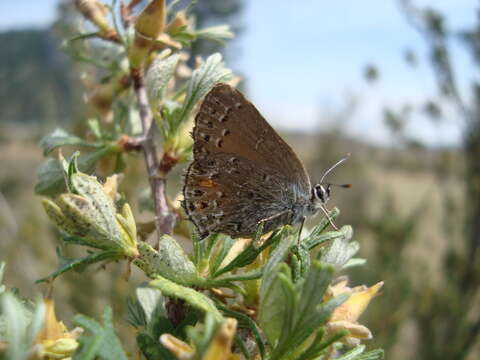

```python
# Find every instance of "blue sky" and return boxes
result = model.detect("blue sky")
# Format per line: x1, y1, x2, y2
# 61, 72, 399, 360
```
1, 0, 476, 146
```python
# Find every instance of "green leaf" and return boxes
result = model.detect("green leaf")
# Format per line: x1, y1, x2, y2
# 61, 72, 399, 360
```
0, 262, 5, 295
134, 238, 200, 285
343, 258, 367, 269
216, 304, 266, 360
354, 349, 385, 360
321, 226, 359, 269
303, 208, 341, 249
214, 228, 282, 276
305, 230, 345, 250
26, 296, 46, 346
126, 297, 147, 329
87, 118, 103, 140
73, 307, 127, 360
133, 286, 174, 340
292, 242, 310, 280
259, 230, 294, 302
296, 330, 347, 360
258, 231, 295, 345
209, 235, 235, 275
36, 248, 121, 283
128, 289, 181, 359
0, 292, 31, 360
150, 276, 223, 322
184, 313, 219, 358
210, 269, 263, 285
163, 53, 233, 136
40, 128, 101, 155
34, 158, 67, 197
336, 345, 366, 360
66, 172, 127, 251
185, 54, 232, 115
289, 277, 348, 354
35, 147, 115, 197
195, 25, 234, 44
267, 260, 350, 360
146, 53, 180, 105
137, 332, 175, 360
135, 287, 166, 325
130, 287, 175, 360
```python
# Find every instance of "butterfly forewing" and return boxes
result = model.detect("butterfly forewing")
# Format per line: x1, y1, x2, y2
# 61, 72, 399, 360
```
183, 83, 313, 238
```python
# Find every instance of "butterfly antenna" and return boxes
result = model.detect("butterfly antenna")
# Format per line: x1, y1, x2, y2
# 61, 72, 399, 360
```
320, 205, 339, 231
320, 153, 351, 184
326, 183, 352, 188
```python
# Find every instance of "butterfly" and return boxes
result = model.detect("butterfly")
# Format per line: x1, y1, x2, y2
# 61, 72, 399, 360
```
182, 83, 349, 239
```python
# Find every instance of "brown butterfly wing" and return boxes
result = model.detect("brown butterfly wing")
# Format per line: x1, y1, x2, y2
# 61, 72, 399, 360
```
191, 83, 311, 190
184, 154, 296, 238
183, 83, 312, 238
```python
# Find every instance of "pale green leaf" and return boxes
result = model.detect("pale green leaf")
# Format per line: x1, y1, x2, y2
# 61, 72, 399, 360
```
146, 53, 180, 104
35, 147, 114, 197
259, 230, 294, 301
40, 128, 101, 155
164, 53, 233, 135
0, 292, 31, 360
73, 307, 127, 360
0, 262, 5, 295
135, 238, 200, 285
36, 248, 121, 283
258, 231, 294, 345
343, 258, 367, 269
196, 25, 234, 43
135, 287, 165, 325
321, 226, 359, 269
150, 276, 223, 322
336, 345, 366, 360
354, 349, 385, 360
26, 297, 46, 346
87, 118, 102, 139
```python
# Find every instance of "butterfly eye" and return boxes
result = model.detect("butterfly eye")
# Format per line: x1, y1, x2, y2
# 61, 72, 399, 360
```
313, 185, 325, 202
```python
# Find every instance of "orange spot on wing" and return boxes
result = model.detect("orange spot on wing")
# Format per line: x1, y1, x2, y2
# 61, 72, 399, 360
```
197, 179, 218, 188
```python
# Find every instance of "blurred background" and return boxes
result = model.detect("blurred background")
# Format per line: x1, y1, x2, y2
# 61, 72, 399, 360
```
0, 0, 478, 359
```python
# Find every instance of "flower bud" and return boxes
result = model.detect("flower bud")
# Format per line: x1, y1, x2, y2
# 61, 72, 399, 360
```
162, 118, 193, 165
35, 297, 81, 359
74, 0, 113, 35
42, 173, 138, 258
165, 11, 188, 34
129, 0, 166, 69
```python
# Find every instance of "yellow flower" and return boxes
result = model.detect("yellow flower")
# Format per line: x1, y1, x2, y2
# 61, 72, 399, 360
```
326, 281, 384, 346
160, 318, 240, 360
35, 297, 82, 359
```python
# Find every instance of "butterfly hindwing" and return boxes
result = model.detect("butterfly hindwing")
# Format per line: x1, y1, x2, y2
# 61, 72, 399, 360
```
184, 154, 295, 238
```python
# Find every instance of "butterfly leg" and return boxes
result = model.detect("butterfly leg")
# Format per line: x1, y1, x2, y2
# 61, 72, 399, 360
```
297, 216, 306, 245
257, 210, 293, 235
319, 205, 339, 231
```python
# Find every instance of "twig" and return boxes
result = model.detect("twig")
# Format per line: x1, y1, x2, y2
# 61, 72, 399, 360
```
131, 69, 176, 248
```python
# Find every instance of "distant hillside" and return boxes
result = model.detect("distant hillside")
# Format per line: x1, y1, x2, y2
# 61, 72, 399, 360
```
0, 29, 77, 124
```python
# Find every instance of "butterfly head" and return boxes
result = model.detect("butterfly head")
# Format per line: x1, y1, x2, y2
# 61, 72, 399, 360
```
313, 184, 331, 205
311, 154, 352, 209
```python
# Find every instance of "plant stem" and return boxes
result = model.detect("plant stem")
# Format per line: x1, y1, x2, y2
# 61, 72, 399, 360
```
132, 69, 175, 248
